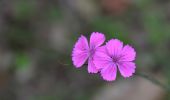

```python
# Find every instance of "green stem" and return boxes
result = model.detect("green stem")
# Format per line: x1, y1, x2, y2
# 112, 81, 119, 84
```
59, 61, 170, 92
135, 72, 170, 92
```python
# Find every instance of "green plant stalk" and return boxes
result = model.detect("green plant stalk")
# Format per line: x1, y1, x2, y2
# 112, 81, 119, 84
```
135, 72, 170, 92
59, 61, 170, 92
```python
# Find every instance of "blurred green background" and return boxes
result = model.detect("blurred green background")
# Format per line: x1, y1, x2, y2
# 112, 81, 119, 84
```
0, 0, 170, 100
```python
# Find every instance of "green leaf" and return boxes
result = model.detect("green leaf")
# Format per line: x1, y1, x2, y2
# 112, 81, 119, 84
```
15, 52, 30, 70
15, 0, 35, 20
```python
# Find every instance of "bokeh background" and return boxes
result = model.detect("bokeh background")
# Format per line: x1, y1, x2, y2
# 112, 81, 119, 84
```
0, 0, 170, 100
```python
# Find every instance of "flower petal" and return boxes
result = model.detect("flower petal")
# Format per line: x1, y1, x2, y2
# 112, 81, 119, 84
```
95, 45, 106, 53
120, 45, 136, 62
101, 64, 117, 81
72, 35, 89, 68
106, 39, 123, 57
90, 32, 105, 48
118, 62, 136, 78
88, 58, 99, 73
93, 46, 112, 69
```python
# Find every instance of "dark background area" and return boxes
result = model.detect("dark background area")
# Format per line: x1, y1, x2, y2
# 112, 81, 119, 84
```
0, 0, 170, 100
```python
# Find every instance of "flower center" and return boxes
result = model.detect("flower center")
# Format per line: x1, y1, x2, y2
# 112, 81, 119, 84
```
111, 56, 120, 63
89, 47, 95, 57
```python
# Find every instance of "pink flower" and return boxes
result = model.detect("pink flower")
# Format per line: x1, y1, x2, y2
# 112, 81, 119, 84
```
94, 39, 136, 81
72, 32, 105, 73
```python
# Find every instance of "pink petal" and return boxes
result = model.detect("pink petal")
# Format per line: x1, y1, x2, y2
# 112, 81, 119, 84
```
101, 64, 117, 81
118, 62, 136, 78
88, 58, 99, 73
106, 39, 123, 57
93, 46, 112, 69
90, 32, 105, 48
120, 45, 136, 62
95, 45, 106, 53
72, 35, 89, 68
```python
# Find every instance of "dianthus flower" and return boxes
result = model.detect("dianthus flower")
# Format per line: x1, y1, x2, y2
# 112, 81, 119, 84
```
94, 39, 136, 81
72, 32, 105, 73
